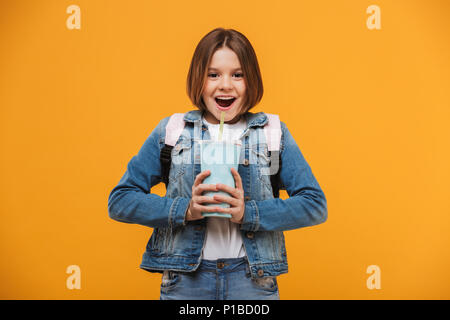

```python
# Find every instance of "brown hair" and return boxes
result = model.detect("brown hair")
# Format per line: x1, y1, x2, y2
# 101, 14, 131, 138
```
186, 28, 264, 116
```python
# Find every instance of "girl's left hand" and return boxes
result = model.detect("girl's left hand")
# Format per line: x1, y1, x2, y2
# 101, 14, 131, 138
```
213, 167, 245, 224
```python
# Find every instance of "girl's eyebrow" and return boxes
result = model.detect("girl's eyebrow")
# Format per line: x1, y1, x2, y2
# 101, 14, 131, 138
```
208, 67, 242, 71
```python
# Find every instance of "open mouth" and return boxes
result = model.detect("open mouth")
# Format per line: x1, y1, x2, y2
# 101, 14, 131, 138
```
215, 97, 237, 110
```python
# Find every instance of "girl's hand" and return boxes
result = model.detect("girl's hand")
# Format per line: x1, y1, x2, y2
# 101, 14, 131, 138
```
212, 167, 245, 224
186, 170, 223, 222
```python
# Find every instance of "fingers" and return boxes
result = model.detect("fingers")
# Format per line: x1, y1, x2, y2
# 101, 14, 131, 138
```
193, 183, 218, 196
192, 203, 225, 213
194, 170, 211, 188
214, 183, 234, 196
193, 170, 218, 196
214, 168, 243, 199
213, 194, 237, 207
212, 206, 242, 224
197, 195, 222, 204
215, 183, 243, 199
231, 167, 244, 191
187, 199, 222, 221
190, 168, 244, 222
194, 169, 243, 197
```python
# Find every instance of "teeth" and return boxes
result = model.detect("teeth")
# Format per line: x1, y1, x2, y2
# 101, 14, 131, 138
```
216, 97, 235, 100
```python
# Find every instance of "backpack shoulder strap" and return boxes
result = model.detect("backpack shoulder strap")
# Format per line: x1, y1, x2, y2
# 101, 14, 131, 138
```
263, 113, 281, 152
263, 113, 282, 198
165, 113, 186, 146
160, 113, 186, 186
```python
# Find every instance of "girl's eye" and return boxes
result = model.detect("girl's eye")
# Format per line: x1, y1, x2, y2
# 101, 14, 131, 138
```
207, 73, 244, 78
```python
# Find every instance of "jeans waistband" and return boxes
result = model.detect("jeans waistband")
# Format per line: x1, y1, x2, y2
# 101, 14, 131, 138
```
199, 257, 248, 273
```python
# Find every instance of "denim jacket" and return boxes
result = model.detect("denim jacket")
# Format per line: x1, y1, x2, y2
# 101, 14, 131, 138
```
108, 109, 327, 279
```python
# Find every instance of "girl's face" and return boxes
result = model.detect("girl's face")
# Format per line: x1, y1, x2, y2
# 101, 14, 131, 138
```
202, 47, 247, 125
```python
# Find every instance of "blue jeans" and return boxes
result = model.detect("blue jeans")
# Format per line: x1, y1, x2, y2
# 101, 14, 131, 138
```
159, 257, 280, 300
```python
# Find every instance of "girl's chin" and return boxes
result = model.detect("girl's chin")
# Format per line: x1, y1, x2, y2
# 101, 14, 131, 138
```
205, 111, 237, 124
218, 112, 243, 124
212, 113, 232, 123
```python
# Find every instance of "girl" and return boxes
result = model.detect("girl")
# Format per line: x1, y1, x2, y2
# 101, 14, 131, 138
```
108, 28, 327, 300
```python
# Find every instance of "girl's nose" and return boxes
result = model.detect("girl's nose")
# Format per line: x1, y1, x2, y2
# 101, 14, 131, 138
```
219, 75, 233, 90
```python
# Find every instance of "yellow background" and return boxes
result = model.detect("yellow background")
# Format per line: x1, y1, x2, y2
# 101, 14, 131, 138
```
1, 0, 449, 299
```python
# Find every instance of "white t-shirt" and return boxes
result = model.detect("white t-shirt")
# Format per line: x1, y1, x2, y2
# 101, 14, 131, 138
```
201, 114, 247, 260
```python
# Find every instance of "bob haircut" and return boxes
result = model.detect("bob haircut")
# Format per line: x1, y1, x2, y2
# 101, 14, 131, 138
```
186, 28, 264, 116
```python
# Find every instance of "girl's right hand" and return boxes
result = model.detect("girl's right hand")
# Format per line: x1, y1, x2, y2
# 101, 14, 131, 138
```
186, 170, 222, 222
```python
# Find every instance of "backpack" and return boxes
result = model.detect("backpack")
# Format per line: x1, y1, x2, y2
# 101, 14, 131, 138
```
160, 113, 282, 198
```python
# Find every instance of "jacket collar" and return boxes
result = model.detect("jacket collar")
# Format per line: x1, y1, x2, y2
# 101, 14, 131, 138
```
183, 109, 268, 128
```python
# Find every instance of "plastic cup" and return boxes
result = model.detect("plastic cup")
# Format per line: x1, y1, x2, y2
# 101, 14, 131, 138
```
200, 139, 242, 218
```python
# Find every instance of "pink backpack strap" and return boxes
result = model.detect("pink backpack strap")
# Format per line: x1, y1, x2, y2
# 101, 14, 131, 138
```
165, 113, 186, 146
263, 113, 281, 152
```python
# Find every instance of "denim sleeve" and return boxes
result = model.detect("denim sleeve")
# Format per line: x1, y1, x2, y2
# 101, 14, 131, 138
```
240, 121, 328, 232
108, 117, 190, 229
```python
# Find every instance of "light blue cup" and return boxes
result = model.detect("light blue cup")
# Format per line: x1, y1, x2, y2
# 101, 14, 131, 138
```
200, 140, 242, 218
